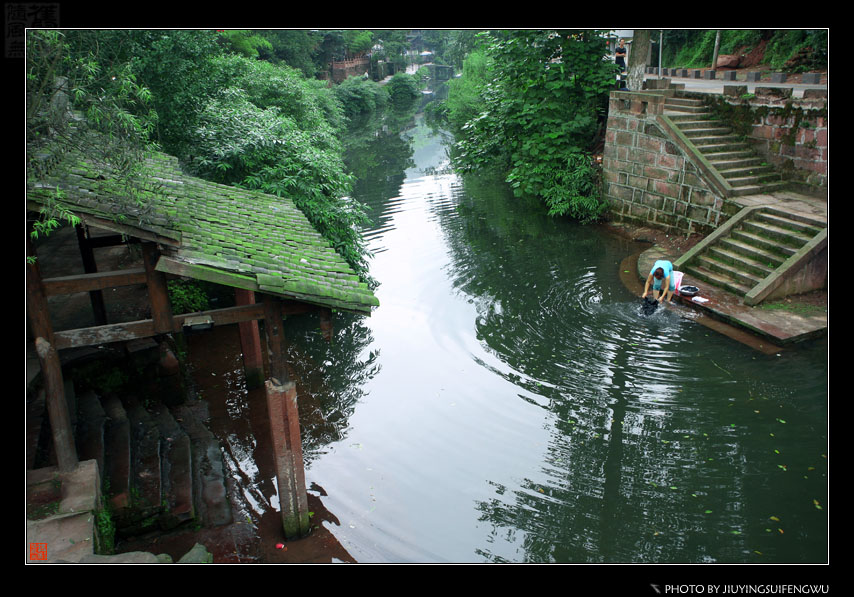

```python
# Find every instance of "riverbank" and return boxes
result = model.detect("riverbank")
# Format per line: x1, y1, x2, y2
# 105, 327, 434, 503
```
601, 215, 827, 351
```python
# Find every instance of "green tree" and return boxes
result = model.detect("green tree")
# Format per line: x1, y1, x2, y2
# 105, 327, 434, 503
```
27, 30, 160, 241
451, 30, 615, 222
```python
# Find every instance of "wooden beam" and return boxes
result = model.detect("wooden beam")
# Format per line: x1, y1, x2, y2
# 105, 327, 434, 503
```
53, 303, 269, 350
41, 269, 147, 296
35, 338, 78, 472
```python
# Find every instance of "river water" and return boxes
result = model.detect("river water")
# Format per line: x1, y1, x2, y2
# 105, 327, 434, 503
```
268, 111, 828, 564
192, 109, 827, 564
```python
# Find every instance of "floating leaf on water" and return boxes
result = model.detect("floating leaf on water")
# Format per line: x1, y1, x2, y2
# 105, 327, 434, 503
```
778, 528, 784, 534
754, 551, 763, 555
777, 418, 787, 424
770, 516, 781, 522
704, 510, 713, 514
774, 449, 780, 454
813, 499, 822, 510
731, 530, 741, 535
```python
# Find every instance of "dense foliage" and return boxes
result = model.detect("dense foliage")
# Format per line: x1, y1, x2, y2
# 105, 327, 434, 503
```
445, 30, 616, 222
26, 29, 400, 284
661, 29, 827, 72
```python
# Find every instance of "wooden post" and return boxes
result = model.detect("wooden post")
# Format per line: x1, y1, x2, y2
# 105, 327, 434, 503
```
75, 224, 107, 325
261, 294, 310, 539
26, 236, 54, 346
142, 242, 174, 334
265, 379, 310, 540
319, 308, 333, 343
235, 289, 264, 389
262, 295, 287, 384
35, 337, 78, 472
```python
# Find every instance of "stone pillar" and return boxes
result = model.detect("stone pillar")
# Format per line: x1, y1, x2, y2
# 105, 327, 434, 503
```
265, 379, 310, 540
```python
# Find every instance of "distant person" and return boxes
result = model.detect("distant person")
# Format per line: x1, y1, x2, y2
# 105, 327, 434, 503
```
615, 39, 627, 73
642, 260, 676, 304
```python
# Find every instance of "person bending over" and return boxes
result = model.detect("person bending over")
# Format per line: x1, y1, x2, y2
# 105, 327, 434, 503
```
642, 259, 676, 304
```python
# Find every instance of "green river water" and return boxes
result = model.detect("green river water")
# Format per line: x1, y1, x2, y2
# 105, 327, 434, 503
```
197, 107, 828, 567
270, 110, 829, 564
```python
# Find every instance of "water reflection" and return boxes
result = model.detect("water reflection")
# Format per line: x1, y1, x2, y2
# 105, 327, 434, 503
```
282, 111, 827, 563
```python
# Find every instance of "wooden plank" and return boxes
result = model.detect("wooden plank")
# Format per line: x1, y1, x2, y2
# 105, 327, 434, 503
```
155, 256, 260, 293
54, 320, 157, 350
53, 303, 269, 350
42, 269, 147, 296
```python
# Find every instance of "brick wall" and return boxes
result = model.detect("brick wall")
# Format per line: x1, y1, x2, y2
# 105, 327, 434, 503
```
603, 92, 731, 235
728, 90, 828, 192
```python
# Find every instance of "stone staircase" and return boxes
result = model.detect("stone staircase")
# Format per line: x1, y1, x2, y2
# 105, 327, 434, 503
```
675, 205, 827, 305
663, 96, 788, 197
27, 343, 232, 545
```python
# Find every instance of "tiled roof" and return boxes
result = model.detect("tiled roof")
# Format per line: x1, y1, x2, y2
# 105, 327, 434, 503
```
28, 147, 379, 314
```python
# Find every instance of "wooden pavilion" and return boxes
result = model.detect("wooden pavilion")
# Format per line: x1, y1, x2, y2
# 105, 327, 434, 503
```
26, 144, 378, 540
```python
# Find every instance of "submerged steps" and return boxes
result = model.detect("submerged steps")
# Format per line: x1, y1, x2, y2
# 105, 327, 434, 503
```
28, 342, 232, 542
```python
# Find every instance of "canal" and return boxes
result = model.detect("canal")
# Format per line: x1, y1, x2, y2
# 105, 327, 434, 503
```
194, 107, 828, 563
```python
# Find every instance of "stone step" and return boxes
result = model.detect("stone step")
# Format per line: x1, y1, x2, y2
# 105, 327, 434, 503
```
703, 149, 757, 162
671, 118, 722, 130
705, 245, 776, 279
173, 401, 232, 527
150, 403, 195, 530
718, 164, 777, 180
718, 236, 787, 270
730, 228, 800, 259
682, 126, 733, 138
754, 210, 825, 236
708, 157, 766, 171
697, 254, 765, 289
741, 218, 815, 248
665, 97, 707, 108
695, 140, 753, 154
75, 389, 107, 475
118, 397, 163, 532
664, 104, 708, 114
683, 263, 753, 296
762, 206, 826, 230
102, 395, 132, 512
725, 173, 783, 188
729, 181, 788, 196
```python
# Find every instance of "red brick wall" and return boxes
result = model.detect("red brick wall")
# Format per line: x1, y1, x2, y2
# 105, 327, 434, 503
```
745, 103, 827, 191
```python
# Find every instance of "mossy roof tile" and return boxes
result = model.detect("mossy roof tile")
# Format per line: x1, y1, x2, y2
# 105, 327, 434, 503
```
28, 147, 378, 314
